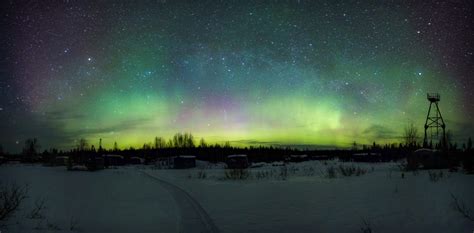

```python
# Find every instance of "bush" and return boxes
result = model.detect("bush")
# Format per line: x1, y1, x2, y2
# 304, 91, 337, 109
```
224, 168, 250, 180
196, 169, 207, 179
428, 170, 443, 182
359, 218, 373, 233
326, 166, 337, 178
0, 183, 28, 221
279, 165, 288, 180
338, 164, 367, 177
450, 193, 474, 222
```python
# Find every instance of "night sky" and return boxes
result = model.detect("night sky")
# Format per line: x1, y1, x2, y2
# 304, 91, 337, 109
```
1, 0, 473, 152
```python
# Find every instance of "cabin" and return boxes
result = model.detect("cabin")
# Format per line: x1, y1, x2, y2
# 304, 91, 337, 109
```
103, 154, 125, 167
129, 156, 144, 164
174, 155, 196, 169
410, 149, 447, 169
226, 154, 249, 169
352, 153, 382, 162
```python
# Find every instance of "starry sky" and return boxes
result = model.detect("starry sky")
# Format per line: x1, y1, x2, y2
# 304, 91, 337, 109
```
1, 0, 473, 152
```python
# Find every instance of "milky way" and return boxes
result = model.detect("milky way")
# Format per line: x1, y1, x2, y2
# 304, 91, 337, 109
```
1, 1, 473, 151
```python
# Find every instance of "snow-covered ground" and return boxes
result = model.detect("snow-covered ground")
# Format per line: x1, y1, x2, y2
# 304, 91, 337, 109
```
1, 160, 474, 233
0, 164, 178, 233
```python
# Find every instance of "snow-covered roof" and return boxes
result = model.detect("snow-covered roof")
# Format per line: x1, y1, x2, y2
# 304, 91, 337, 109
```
227, 154, 247, 158
178, 155, 196, 159
290, 154, 308, 158
353, 153, 381, 156
55, 156, 69, 159
414, 148, 438, 153
103, 154, 124, 159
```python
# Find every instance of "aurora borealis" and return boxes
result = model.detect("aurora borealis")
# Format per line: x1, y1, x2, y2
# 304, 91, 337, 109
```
1, 1, 473, 152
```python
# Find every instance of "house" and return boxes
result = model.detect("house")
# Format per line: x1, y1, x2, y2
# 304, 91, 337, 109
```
226, 154, 249, 169
174, 155, 196, 169
103, 154, 125, 167
410, 149, 447, 169
129, 156, 144, 164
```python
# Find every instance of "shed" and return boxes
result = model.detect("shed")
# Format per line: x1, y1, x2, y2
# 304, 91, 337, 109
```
411, 149, 447, 169
103, 154, 125, 167
130, 156, 144, 164
174, 155, 196, 169
226, 154, 249, 169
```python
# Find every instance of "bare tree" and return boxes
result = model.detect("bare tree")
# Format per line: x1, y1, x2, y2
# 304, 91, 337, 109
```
403, 123, 419, 148
199, 138, 207, 148
77, 138, 88, 152
23, 138, 40, 155
154, 137, 165, 149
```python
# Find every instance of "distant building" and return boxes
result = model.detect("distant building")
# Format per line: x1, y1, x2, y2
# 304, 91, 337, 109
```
410, 149, 447, 169
103, 154, 125, 167
129, 156, 144, 164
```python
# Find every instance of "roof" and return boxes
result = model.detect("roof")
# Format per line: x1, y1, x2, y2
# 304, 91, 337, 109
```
290, 154, 308, 158
178, 155, 196, 159
227, 154, 247, 158
103, 154, 124, 158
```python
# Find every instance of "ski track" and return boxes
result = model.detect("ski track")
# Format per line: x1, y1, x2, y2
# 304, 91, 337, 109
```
141, 171, 220, 233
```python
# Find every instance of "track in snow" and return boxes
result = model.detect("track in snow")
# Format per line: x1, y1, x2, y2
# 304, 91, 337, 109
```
142, 171, 220, 233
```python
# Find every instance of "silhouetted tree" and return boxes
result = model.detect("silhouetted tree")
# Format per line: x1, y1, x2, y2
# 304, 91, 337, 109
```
113, 141, 119, 152
23, 138, 40, 156
467, 137, 472, 151
403, 123, 419, 149
77, 138, 88, 152
98, 138, 103, 153
352, 141, 358, 150
199, 138, 207, 148
172, 133, 195, 148
154, 137, 166, 149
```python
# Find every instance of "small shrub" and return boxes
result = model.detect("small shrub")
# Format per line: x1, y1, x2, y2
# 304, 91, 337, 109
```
338, 164, 367, 177
428, 170, 443, 182
70, 216, 78, 231
450, 193, 474, 222
28, 198, 46, 219
279, 165, 288, 180
196, 169, 207, 179
224, 168, 250, 180
46, 221, 61, 230
359, 218, 373, 233
326, 166, 337, 178
0, 182, 28, 221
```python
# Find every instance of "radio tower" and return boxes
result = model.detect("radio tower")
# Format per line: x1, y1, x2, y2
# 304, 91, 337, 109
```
423, 93, 446, 148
